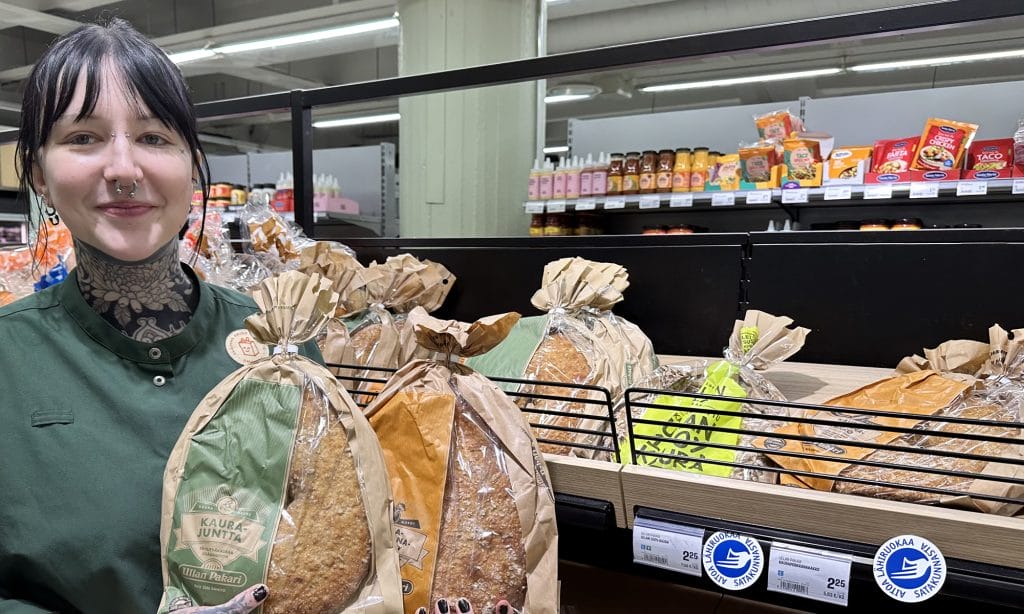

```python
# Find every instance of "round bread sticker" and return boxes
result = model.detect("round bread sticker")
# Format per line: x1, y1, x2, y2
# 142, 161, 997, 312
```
873, 534, 946, 603
702, 531, 764, 590
225, 329, 270, 365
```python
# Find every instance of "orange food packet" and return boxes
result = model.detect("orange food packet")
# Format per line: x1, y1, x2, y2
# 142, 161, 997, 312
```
911, 117, 978, 171
871, 137, 918, 174
827, 146, 872, 181
754, 110, 804, 143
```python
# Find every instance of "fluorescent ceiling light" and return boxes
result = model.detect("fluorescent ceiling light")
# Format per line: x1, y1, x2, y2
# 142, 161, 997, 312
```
167, 48, 216, 64
167, 17, 399, 64
313, 112, 400, 128
850, 48, 1024, 72
640, 68, 842, 93
544, 94, 592, 104
543, 145, 569, 154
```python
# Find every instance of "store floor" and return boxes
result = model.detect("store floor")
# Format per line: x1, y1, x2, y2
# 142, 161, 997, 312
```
559, 561, 810, 614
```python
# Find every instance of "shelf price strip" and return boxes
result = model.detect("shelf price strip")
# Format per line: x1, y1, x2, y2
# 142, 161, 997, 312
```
909, 182, 940, 199
767, 542, 852, 607
546, 199, 566, 213
872, 534, 946, 604
669, 194, 694, 208
823, 185, 853, 201
863, 184, 894, 200
632, 517, 704, 577
524, 202, 544, 214
745, 190, 773, 205
1013, 179, 1024, 195
703, 531, 765, 590
956, 181, 988, 197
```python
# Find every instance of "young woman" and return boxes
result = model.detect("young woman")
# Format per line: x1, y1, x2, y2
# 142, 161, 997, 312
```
0, 18, 295, 613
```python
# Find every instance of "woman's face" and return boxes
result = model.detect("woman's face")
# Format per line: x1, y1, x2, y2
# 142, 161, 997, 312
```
32, 61, 195, 263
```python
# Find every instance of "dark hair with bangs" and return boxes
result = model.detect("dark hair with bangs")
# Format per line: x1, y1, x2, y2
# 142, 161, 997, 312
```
16, 17, 210, 258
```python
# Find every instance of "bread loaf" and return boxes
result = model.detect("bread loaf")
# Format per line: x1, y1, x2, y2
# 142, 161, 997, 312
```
264, 388, 372, 613
523, 332, 598, 456
835, 403, 1019, 503
430, 399, 528, 612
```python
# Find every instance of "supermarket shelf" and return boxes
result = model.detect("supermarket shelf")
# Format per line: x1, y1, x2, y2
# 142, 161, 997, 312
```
0, 212, 27, 223
522, 179, 1024, 215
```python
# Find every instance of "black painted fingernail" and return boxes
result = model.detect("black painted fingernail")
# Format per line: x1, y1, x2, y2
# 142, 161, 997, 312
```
437, 599, 449, 613
253, 586, 268, 602
498, 605, 509, 614
458, 599, 470, 613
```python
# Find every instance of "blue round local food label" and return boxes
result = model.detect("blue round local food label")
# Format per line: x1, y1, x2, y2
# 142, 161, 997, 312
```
873, 534, 946, 603
703, 531, 764, 590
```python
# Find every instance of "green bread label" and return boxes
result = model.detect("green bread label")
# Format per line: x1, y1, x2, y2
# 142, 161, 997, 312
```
740, 326, 759, 353
465, 315, 548, 392
163, 378, 301, 609
622, 360, 747, 476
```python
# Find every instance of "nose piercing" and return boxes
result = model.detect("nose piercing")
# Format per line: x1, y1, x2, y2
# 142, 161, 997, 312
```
115, 180, 138, 199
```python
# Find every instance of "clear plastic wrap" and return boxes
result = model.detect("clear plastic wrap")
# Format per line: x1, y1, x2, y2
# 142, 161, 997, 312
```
159, 271, 401, 613
179, 210, 236, 286
236, 199, 316, 288
618, 310, 809, 481
365, 308, 558, 614
833, 325, 1024, 515
0, 221, 75, 302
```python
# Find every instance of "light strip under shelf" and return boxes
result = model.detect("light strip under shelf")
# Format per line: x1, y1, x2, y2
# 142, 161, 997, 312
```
312, 112, 401, 128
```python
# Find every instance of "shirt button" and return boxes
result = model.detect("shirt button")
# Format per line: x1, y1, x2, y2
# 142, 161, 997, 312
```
153, 375, 167, 387
149, 347, 163, 360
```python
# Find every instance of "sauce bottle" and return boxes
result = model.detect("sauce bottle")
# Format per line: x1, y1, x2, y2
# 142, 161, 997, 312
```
639, 150, 658, 194
527, 158, 541, 201
539, 160, 554, 200
656, 149, 675, 192
579, 154, 594, 197
606, 153, 625, 195
592, 152, 608, 197
623, 151, 641, 195
552, 156, 567, 199
566, 156, 581, 199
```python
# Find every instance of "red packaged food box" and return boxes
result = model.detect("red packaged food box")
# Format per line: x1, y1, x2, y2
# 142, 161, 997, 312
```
963, 138, 1015, 180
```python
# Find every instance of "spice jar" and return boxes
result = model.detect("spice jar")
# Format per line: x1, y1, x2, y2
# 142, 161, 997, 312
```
656, 150, 675, 192
859, 219, 890, 231
690, 148, 710, 192
529, 213, 545, 237
639, 150, 658, 194
672, 148, 692, 192
623, 152, 641, 195
606, 153, 625, 195
891, 218, 923, 231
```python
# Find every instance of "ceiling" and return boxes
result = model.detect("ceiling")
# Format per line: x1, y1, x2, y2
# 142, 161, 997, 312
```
2, 0, 1023, 153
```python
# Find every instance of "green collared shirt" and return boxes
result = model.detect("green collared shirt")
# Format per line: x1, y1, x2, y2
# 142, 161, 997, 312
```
0, 270, 320, 613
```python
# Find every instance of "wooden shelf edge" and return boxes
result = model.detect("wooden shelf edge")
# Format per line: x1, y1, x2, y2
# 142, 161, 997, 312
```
545, 454, 627, 528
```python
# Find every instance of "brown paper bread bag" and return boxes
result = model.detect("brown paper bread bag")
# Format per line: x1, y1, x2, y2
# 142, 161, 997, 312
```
365, 308, 558, 614
158, 271, 401, 613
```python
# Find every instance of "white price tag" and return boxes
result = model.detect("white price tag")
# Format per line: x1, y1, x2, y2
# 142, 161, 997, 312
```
745, 190, 772, 205
546, 199, 566, 213
956, 181, 989, 197
575, 198, 596, 211
524, 202, 544, 214
781, 188, 809, 204
639, 195, 661, 209
604, 196, 626, 210
909, 182, 940, 199
1013, 179, 1024, 195
669, 194, 694, 208
768, 543, 852, 607
632, 518, 704, 577
711, 192, 736, 207
823, 185, 853, 201
864, 184, 894, 200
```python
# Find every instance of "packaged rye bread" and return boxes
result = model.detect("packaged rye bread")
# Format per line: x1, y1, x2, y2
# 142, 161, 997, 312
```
158, 271, 401, 613
365, 308, 559, 614
618, 310, 809, 482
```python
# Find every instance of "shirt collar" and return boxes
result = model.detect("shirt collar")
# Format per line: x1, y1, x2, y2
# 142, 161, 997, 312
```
58, 265, 215, 364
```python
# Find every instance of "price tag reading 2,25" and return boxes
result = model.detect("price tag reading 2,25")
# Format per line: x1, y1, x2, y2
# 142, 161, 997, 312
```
767, 542, 852, 607
632, 517, 704, 577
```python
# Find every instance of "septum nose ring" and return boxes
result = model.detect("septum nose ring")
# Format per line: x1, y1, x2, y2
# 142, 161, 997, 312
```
114, 180, 138, 199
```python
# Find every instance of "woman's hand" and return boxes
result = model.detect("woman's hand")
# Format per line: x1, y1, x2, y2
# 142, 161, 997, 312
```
417, 597, 513, 614
170, 584, 269, 614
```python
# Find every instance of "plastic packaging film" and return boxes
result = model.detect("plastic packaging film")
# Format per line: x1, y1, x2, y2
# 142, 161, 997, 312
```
158, 271, 401, 613
365, 308, 558, 614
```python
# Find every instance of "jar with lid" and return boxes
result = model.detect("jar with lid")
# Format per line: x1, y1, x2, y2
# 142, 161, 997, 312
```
672, 148, 692, 192
639, 150, 658, 194
859, 219, 890, 231
656, 150, 675, 192
623, 151, 641, 195
529, 213, 546, 237
891, 218, 923, 231
606, 153, 625, 195
577, 213, 603, 235
690, 148, 710, 192
544, 213, 564, 236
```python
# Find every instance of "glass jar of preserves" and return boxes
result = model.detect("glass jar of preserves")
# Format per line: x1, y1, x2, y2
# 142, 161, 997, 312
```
859, 219, 890, 231
690, 148, 710, 192
891, 218, 923, 231
656, 149, 675, 192
623, 151, 641, 195
606, 153, 625, 195
666, 224, 695, 235
544, 213, 564, 236
672, 148, 692, 192
529, 213, 545, 237
639, 150, 658, 194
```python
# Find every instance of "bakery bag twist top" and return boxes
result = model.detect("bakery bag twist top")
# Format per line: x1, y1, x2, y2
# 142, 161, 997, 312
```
365, 307, 559, 614
158, 271, 401, 614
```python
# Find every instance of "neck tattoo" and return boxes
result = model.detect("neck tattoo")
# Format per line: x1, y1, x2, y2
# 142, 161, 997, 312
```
74, 238, 199, 343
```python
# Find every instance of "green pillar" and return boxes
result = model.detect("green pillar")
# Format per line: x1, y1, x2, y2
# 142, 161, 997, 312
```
398, 0, 540, 237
